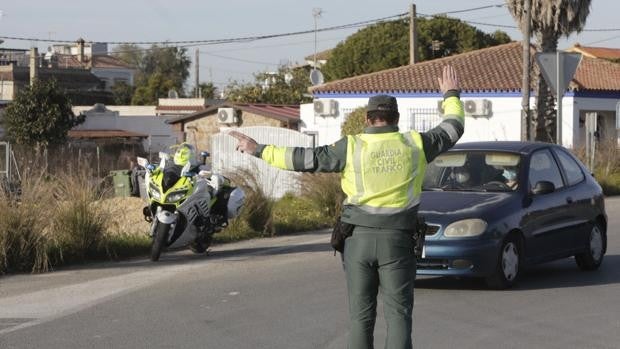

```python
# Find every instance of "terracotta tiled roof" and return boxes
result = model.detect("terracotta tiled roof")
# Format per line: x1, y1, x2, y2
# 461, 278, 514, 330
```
91, 55, 134, 69
235, 103, 300, 122
572, 56, 620, 91
55, 54, 133, 69
156, 105, 206, 112
0, 66, 101, 86
167, 102, 300, 124
568, 45, 620, 60
310, 42, 620, 94
68, 129, 148, 139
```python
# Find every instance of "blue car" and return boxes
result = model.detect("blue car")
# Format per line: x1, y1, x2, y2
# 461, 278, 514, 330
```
418, 141, 607, 289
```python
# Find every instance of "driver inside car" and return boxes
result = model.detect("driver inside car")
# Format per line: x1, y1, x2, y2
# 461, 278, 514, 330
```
501, 166, 519, 190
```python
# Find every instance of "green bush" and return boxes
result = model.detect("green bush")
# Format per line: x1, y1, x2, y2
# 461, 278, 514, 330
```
272, 193, 332, 234
596, 172, 620, 196
573, 141, 620, 196
341, 106, 367, 136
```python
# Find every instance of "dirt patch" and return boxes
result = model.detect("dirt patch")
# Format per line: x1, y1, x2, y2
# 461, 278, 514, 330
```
95, 196, 150, 236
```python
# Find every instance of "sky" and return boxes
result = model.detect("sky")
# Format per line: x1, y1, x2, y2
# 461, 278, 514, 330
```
1, 0, 619, 93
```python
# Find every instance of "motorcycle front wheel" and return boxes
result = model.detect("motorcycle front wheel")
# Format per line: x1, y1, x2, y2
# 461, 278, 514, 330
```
150, 222, 170, 261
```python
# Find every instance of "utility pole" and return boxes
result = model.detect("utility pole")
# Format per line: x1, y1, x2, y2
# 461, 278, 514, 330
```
409, 3, 418, 65
520, 0, 532, 141
195, 48, 200, 98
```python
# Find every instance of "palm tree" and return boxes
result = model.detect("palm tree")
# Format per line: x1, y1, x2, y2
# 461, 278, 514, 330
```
506, 0, 591, 143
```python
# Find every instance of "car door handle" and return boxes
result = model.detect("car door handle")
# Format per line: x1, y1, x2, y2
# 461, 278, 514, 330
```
566, 197, 574, 204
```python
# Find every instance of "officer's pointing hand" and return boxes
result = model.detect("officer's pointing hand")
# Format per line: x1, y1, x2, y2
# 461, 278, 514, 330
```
229, 130, 258, 155
438, 65, 460, 94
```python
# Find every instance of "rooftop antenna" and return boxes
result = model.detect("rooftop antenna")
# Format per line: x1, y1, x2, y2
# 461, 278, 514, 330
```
310, 8, 325, 86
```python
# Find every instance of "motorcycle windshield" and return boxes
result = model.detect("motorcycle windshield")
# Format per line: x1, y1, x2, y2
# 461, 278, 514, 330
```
163, 163, 184, 192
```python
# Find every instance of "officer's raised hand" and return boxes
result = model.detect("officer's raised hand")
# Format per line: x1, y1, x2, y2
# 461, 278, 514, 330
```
438, 65, 460, 94
229, 130, 258, 155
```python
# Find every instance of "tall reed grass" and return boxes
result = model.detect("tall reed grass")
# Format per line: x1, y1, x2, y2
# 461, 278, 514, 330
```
573, 140, 620, 195
300, 172, 344, 224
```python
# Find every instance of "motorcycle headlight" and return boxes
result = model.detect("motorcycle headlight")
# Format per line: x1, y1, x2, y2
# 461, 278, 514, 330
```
166, 190, 188, 203
444, 219, 487, 238
149, 183, 161, 200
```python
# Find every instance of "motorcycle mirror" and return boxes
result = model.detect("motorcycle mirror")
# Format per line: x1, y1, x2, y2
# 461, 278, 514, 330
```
201, 151, 210, 165
137, 157, 149, 168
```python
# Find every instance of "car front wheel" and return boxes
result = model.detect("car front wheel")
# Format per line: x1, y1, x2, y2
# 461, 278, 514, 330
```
575, 223, 606, 271
486, 234, 521, 289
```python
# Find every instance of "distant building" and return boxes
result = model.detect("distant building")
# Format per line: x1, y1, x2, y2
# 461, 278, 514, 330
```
166, 102, 301, 151
48, 39, 135, 91
305, 42, 620, 149
0, 46, 107, 104
72, 104, 175, 153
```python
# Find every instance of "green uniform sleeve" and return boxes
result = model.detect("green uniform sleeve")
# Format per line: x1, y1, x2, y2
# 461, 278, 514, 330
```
254, 137, 348, 173
420, 90, 465, 163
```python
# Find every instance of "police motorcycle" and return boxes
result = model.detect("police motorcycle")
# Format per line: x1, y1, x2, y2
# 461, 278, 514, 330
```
136, 143, 245, 261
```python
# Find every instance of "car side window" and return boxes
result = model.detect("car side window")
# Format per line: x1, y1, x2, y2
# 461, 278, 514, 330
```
528, 149, 564, 191
554, 149, 585, 186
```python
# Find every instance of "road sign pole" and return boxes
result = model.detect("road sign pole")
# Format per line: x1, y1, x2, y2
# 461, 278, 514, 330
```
556, 51, 563, 146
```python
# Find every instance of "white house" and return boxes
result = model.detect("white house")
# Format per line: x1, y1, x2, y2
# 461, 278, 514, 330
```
302, 42, 620, 149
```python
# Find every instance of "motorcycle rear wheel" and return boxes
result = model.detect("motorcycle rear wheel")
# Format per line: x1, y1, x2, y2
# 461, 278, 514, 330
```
150, 222, 170, 261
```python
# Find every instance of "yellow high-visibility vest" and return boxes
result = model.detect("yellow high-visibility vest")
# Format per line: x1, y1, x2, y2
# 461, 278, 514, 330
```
341, 131, 426, 214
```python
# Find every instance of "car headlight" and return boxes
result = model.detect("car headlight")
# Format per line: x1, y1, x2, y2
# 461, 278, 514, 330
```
166, 190, 188, 203
444, 219, 487, 238
149, 183, 161, 200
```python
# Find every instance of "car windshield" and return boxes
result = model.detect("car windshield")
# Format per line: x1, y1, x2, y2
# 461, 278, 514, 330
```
423, 151, 521, 192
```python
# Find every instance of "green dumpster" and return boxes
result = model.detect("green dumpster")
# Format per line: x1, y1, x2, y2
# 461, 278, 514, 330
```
110, 170, 132, 197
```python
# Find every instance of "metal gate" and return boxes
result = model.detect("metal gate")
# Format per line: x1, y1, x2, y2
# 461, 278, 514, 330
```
0, 141, 8, 180
212, 127, 315, 198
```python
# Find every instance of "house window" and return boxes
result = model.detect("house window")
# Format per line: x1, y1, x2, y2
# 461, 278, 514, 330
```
342, 108, 356, 119
406, 108, 442, 132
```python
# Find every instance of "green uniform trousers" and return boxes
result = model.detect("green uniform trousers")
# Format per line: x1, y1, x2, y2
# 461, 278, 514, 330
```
344, 226, 416, 349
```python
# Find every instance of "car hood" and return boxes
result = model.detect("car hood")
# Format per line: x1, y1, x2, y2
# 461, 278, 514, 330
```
419, 191, 515, 222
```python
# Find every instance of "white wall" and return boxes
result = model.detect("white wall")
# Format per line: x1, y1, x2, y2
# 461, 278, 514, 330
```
302, 95, 527, 146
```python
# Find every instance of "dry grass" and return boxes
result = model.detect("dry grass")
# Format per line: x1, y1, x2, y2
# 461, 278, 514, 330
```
0, 173, 55, 274
573, 140, 620, 195
300, 172, 344, 224
225, 166, 275, 236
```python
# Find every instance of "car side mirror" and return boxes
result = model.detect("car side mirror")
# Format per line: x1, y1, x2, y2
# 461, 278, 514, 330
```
532, 181, 555, 195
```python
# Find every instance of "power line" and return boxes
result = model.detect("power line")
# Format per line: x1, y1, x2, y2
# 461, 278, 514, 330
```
202, 52, 280, 66
0, 13, 407, 45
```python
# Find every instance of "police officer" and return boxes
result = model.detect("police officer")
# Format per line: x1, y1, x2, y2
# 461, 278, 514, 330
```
230, 65, 463, 349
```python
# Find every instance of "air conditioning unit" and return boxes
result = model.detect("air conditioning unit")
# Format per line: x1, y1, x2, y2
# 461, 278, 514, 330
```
463, 99, 492, 117
313, 99, 338, 116
217, 108, 237, 124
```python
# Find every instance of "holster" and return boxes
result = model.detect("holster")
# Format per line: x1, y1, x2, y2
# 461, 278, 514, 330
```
331, 217, 355, 255
413, 217, 428, 259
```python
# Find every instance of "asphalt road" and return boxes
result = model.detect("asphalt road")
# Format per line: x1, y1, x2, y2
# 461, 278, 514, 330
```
1, 198, 620, 349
